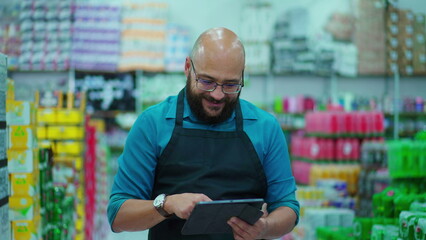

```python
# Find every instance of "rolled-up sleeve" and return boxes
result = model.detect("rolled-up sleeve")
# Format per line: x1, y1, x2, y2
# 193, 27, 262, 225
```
107, 112, 159, 229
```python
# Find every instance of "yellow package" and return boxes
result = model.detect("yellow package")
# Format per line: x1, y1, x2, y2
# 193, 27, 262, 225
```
11, 220, 39, 240
36, 108, 57, 124
6, 78, 14, 100
56, 109, 84, 124
47, 126, 84, 140
7, 149, 34, 173
55, 156, 83, 171
6, 101, 36, 126
36, 126, 47, 139
9, 197, 35, 221
10, 173, 38, 197
8, 125, 35, 150
55, 141, 84, 155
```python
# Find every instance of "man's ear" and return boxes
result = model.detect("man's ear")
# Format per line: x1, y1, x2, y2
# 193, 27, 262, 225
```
184, 57, 191, 78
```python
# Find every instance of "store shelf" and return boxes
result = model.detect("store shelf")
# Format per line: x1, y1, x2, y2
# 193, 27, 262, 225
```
384, 112, 426, 118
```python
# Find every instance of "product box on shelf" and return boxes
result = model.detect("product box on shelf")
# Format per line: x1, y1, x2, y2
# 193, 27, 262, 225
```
10, 172, 39, 197
8, 125, 35, 150
56, 109, 84, 124
6, 100, 37, 126
46, 126, 84, 140
57, 109, 84, 124
55, 156, 83, 171
35, 91, 63, 109
54, 141, 84, 156
36, 126, 46, 139
9, 196, 39, 221
36, 108, 57, 124
399, 211, 426, 239
7, 149, 38, 173
414, 13, 425, 32
11, 218, 41, 240
6, 78, 14, 101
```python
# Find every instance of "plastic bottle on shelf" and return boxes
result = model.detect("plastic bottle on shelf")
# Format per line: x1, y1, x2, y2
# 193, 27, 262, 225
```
415, 218, 426, 240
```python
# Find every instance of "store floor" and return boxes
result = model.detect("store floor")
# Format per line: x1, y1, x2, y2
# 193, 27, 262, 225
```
108, 230, 149, 240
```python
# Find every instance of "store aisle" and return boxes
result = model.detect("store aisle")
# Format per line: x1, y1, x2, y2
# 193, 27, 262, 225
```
108, 230, 149, 240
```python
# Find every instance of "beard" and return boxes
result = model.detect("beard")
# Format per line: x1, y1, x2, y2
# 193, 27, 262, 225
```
185, 76, 239, 124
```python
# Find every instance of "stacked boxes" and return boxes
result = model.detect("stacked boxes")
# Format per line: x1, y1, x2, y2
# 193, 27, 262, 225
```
0, 53, 10, 240
387, 7, 414, 76
18, 0, 72, 71
386, 2, 426, 76
6, 79, 41, 240
119, 3, 168, 71
0, 3, 21, 70
355, 0, 386, 75
241, 4, 273, 74
85, 119, 111, 240
71, 3, 121, 71
36, 91, 86, 240
413, 13, 426, 74
386, 140, 426, 179
164, 24, 191, 72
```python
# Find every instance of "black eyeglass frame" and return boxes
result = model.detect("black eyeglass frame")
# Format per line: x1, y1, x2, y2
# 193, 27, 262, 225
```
190, 58, 244, 94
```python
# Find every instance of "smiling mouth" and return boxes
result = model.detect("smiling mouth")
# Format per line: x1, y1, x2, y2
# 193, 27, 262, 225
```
204, 99, 224, 111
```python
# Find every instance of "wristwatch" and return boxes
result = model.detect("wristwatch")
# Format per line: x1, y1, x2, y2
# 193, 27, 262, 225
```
153, 194, 172, 217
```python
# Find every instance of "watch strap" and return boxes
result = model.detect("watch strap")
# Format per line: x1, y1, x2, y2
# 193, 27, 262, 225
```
157, 207, 172, 218
155, 194, 173, 218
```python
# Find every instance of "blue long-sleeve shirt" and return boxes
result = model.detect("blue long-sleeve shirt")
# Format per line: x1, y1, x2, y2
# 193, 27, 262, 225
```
108, 94, 299, 228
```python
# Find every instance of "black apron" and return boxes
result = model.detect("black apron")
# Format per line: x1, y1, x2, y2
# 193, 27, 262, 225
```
149, 89, 267, 240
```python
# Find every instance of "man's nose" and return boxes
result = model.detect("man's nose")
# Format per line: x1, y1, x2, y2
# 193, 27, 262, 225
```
209, 85, 225, 100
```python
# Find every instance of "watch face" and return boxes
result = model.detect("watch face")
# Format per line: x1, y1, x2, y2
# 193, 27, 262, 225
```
154, 194, 165, 208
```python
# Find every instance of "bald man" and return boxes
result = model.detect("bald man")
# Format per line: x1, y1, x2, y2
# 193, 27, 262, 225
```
108, 27, 299, 240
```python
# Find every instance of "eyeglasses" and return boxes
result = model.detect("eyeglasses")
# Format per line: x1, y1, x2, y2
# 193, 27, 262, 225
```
190, 59, 244, 94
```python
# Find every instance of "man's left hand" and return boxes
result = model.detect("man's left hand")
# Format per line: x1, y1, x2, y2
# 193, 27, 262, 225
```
227, 216, 268, 240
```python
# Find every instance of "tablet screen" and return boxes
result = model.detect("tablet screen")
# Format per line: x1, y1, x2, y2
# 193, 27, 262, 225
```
181, 198, 264, 235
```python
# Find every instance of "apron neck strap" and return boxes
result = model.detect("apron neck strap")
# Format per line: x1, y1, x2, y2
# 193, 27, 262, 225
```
176, 89, 185, 126
176, 88, 244, 131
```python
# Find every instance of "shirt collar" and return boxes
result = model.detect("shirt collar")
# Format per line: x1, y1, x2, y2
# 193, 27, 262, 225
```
165, 95, 257, 121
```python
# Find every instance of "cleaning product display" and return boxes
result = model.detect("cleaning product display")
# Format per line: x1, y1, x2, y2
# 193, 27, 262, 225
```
6, 78, 43, 239
386, 140, 426, 178
353, 181, 426, 240
36, 91, 86, 240
290, 110, 384, 189
304, 111, 384, 138
84, 119, 110, 240
357, 141, 390, 217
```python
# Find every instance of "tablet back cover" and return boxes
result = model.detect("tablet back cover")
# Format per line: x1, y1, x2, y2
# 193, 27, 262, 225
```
181, 199, 264, 235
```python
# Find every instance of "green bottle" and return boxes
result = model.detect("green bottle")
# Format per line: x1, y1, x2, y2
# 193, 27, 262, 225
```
353, 218, 372, 240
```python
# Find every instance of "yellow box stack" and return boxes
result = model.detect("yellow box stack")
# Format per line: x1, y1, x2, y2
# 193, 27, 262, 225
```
6, 79, 41, 240
36, 91, 86, 240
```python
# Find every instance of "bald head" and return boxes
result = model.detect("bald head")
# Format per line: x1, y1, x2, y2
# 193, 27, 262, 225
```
190, 27, 245, 69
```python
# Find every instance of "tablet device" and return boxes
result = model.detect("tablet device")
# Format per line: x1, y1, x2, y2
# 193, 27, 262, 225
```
181, 198, 264, 235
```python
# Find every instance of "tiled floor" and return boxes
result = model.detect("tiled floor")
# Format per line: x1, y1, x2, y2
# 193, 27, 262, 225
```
108, 230, 149, 240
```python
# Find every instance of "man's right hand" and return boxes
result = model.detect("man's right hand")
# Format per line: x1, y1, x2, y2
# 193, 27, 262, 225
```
164, 193, 212, 219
